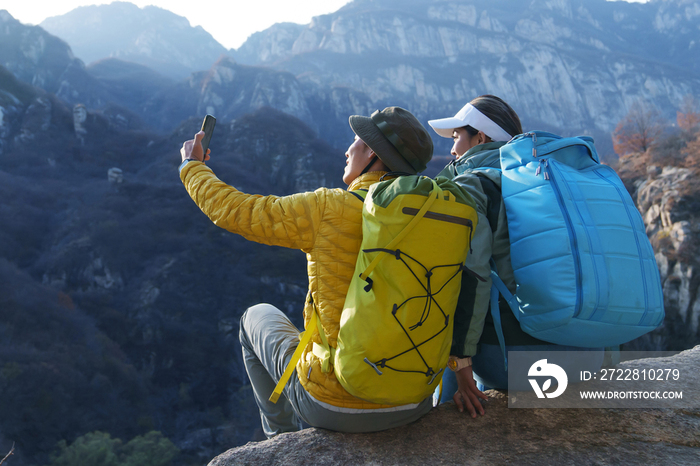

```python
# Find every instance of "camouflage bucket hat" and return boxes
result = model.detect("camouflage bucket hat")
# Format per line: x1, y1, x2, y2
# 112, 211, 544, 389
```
349, 107, 433, 174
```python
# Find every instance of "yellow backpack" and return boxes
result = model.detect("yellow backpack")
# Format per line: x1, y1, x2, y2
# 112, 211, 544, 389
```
270, 175, 478, 405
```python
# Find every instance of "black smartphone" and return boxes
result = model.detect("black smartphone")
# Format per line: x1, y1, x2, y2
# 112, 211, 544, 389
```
200, 114, 216, 158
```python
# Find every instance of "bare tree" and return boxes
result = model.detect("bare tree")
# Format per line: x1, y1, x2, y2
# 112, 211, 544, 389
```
677, 94, 700, 135
682, 137, 700, 169
677, 95, 700, 169
0, 443, 14, 466
613, 100, 666, 156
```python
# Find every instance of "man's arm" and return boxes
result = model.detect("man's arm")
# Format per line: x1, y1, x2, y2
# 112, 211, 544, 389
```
179, 132, 323, 251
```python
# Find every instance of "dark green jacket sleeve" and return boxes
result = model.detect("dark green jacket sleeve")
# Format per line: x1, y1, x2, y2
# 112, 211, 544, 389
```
439, 146, 516, 357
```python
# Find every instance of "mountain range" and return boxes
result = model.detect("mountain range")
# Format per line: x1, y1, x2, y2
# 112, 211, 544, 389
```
1, 1, 699, 464
0, 58, 336, 463
231, 0, 700, 155
40, 1, 228, 79
16, 0, 700, 158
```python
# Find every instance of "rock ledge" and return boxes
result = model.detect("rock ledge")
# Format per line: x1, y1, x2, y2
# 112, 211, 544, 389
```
210, 347, 700, 465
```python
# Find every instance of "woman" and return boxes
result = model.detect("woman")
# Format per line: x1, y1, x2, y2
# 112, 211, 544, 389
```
179, 107, 436, 437
428, 95, 603, 414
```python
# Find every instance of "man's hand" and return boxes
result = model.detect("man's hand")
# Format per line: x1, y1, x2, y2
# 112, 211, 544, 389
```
453, 366, 488, 418
181, 131, 211, 163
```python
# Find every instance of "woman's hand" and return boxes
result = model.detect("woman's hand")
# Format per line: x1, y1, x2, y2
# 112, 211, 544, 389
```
181, 131, 211, 163
453, 366, 488, 418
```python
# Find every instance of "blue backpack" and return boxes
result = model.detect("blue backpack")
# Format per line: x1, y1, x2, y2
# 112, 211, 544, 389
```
489, 131, 664, 361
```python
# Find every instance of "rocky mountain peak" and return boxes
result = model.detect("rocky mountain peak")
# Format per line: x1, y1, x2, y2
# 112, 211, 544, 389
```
142, 56, 317, 133
232, 0, 700, 156
40, 1, 230, 80
0, 10, 79, 94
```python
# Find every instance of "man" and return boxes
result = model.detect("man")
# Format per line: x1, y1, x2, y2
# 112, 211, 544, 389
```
179, 107, 434, 437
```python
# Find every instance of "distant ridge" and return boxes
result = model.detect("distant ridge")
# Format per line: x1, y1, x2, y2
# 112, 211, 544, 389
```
232, 0, 700, 155
40, 1, 230, 80
6, 0, 700, 156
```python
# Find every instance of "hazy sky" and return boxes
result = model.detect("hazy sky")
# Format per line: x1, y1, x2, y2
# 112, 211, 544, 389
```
2, 0, 649, 50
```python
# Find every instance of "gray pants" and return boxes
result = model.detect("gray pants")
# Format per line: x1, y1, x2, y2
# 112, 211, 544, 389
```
239, 303, 433, 438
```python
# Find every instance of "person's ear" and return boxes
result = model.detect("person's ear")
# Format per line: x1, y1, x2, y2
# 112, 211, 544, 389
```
478, 131, 487, 145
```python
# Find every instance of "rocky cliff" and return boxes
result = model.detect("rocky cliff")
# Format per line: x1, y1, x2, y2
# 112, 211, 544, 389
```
0, 10, 115, 110
234, 0, 700, 154
0, 65, 39, 158
617, 160, 700, 351
0, 10, 76, 94
142, 56, 317, 133
209, 346, 700, 466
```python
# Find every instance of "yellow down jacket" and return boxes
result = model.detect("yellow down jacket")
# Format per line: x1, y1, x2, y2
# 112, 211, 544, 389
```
181, 162, 396, 409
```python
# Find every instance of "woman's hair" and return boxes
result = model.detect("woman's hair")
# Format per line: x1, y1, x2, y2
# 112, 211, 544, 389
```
461, 94, 523, 138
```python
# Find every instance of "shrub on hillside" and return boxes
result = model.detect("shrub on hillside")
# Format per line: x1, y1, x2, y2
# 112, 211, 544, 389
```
50, 431, 178, 466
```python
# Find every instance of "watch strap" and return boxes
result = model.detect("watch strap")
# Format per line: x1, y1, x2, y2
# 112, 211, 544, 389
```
448, 356, 473, 372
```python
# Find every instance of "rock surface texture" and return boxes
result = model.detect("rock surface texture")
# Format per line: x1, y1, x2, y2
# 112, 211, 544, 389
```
618, 163, 700, 351
209, 347, 700, 466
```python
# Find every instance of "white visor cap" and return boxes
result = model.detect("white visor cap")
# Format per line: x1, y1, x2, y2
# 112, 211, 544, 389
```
428, 103, 512, 142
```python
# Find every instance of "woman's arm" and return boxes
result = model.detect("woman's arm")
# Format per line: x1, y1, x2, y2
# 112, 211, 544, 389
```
453, 366, 488, 417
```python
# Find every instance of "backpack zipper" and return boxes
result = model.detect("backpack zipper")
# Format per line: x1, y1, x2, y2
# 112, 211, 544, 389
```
594, 168, 654, 326
545, 160, 583, 317
549, 160, 604, 320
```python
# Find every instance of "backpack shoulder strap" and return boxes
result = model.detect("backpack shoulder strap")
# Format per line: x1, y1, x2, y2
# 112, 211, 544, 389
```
269, 297, 337, 403
489, 259, 520, 372
349, 189, 368, 203
474, 173, 501, 233
269, 309, 319, 403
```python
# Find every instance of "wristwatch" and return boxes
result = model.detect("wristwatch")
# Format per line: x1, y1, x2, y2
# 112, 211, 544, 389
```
447, 356, 472, 372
